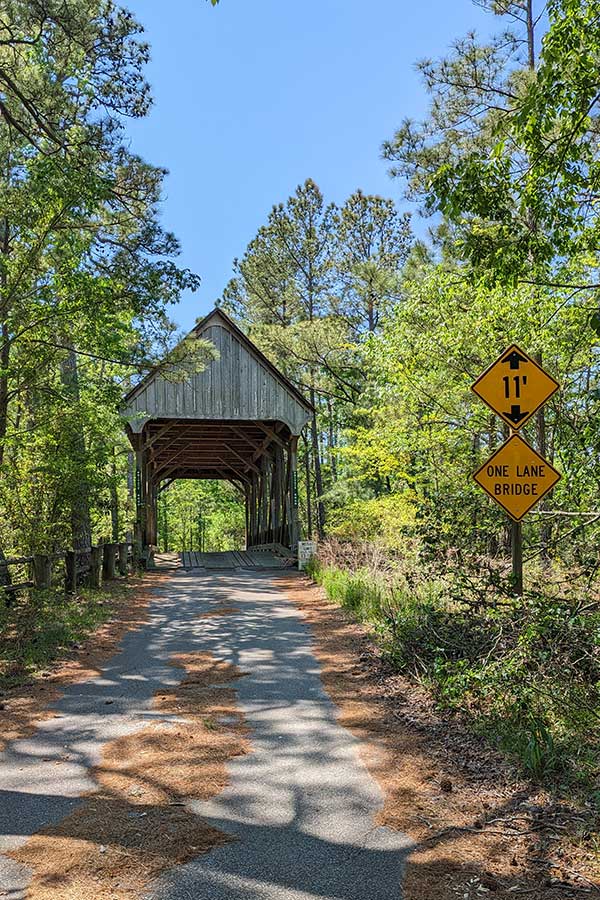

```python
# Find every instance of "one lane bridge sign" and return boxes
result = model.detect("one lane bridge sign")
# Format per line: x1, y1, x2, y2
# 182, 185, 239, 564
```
473, 434, 561, 521
471, 344, 559, 430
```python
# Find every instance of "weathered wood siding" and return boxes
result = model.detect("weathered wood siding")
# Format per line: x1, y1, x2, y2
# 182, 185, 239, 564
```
124, 318, 310, 435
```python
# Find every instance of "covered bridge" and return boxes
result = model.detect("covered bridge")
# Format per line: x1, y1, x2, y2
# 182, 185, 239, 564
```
122, 309, 312, 557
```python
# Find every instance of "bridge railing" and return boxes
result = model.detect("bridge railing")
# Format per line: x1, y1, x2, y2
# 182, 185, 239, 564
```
0, 541, 138, 602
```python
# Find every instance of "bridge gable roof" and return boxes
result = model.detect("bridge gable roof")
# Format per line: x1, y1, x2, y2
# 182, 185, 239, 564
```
123, 308, 312, 435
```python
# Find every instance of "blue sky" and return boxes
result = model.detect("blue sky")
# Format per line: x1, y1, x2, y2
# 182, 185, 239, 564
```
126, 0, 495, 333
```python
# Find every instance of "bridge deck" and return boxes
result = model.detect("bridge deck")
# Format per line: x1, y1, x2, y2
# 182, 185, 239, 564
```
181, 549, 291, 570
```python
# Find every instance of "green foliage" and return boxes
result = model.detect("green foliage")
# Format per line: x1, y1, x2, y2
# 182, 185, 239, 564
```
0, 0, 201, 558
384, 0, 600, 291
0, 581, 133, 687
311, 562, 384, 622
328, 494, 416, 549
157, 480, 245, 553
221, 179, 413, 539
311, 544, 600, 795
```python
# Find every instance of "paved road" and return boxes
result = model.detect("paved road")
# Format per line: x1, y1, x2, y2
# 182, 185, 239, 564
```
0, 571, 410, 899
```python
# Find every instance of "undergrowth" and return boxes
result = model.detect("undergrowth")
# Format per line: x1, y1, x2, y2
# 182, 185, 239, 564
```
0, 581, 133, 688
306, 542, 600, 804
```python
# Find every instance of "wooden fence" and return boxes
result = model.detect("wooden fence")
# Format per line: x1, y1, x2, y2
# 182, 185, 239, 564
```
0, 541, 138, 601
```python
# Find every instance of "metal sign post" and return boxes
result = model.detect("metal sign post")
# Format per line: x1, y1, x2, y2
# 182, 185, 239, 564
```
471, 346, 560, 595
512, 519, 523, 597
510, 427, 521, 595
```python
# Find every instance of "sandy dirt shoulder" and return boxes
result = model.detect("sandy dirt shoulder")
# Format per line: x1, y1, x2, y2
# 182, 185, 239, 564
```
276, 572, 600, 900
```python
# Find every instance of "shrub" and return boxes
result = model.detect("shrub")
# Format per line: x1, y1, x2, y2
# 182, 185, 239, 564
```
306, 539, 600, 799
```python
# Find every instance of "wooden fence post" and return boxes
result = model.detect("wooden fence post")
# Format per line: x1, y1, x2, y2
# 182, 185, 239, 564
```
65, 551, 77, 593
118, 542, 128, 576
33, 554, 52, 590
103, 543, 117, 580
88, 546, 103, 588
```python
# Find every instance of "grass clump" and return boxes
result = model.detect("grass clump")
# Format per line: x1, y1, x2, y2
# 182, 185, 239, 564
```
307, 541, 600, 797
0, 582, 132, 688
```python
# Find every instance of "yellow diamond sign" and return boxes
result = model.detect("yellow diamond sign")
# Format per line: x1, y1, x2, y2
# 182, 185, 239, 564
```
471, 344, 559, 430
473, 435, 561, 521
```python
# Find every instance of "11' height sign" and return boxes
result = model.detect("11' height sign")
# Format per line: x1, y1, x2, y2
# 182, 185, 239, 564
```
471, 345, 560, 522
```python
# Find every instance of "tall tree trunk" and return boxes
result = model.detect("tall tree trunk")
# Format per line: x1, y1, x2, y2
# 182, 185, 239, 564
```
0, 214, 13, 583
310, 389, 325, 538
534, 351, 551, 561
302, 431, 313, 538
368, 289, 376, 333
307, 233, 325, 539
0, 319, 9, 469
0, 547, 11, 594
526, 0, 535, 70
327, 397, 337, 481
110, 451, 119, 541
60, 346, 92, 550
0, 217, 10, 469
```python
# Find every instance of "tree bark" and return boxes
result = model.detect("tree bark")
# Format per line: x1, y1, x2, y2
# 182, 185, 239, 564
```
526, 0, 535, 70
534, 351, 551, 561
310, 389, 325, 538
60, 346, 92, 550
327, 397, 337, 481
0, 216, 10, 469
302, 431, 313, 538
110, 450, 119, 541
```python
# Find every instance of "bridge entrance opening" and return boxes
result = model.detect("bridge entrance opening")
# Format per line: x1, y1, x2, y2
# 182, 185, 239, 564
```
157, 480, 245, 555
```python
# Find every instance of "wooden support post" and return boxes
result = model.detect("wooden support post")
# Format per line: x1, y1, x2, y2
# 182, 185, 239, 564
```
33, 554, 51, 590
255, 471, 260, 546
147, 480, 158, 548
248, 473, 257, 547
255, 469, 261, 546
245, 485, 250, 550
118, 542, 128, 575
280, 445, 289, 543
65, 551, 77, 593
267, 455, 277, 543
259, 454, 269, 545
103, 543, 117, 580
283, 444, 292, 548
272, 446, 283, 545
88, 546, 103, 588
135, 448, 146, 550
288, 436, 300, 552
143, 458, 152, 549
280, 444, 287, 543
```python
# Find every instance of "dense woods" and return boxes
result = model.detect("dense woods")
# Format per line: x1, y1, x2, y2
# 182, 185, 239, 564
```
0, 0, 208, 570
219, 0, 600, 797
1, 0, 600, 811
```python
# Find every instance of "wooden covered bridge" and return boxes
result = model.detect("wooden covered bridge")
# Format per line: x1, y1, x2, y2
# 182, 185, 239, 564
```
122, 309, 312, 561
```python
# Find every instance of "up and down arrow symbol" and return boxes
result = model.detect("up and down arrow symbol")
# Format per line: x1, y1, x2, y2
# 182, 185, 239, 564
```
504, 404, 529, 425
502, 350, 528, 370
